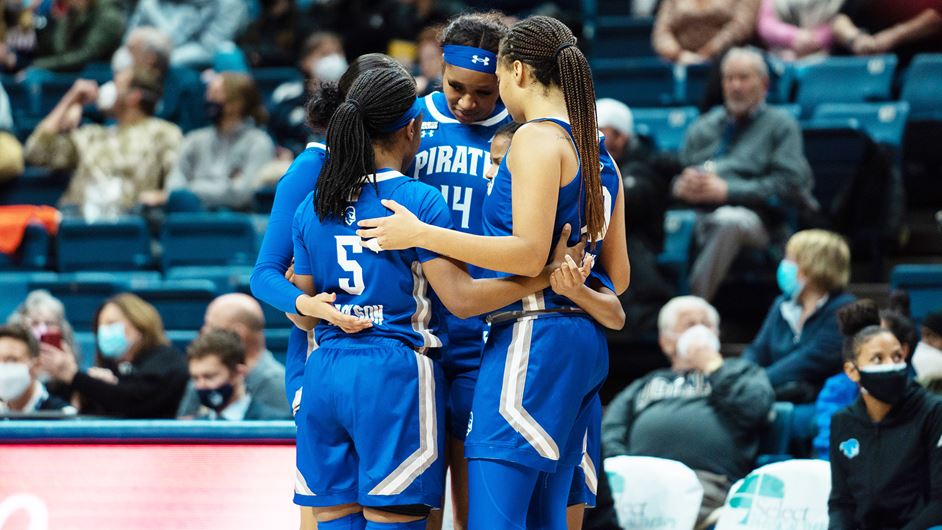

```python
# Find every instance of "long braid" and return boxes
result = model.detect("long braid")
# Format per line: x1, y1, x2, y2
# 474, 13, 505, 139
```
313, 67, 417, 221
499, 16, 604, 243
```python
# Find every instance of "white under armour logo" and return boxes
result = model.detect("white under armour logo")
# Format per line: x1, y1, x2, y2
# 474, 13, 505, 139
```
471, 55, 490, 65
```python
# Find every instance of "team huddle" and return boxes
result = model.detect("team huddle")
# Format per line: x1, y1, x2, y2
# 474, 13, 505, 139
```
249, 12, 629, 530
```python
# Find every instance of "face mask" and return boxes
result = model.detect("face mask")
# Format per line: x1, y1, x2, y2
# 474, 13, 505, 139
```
97, 322, 129, 359
675, 324, 720, 360
110, 46, 133, 73
911, 342, 942, 381
0, 363, 32, 402
312, 53, 347, 83
776, 259, 803, 299
857, 362, 909, 406
197, 382, 235, 413
204, 101, 224, 124
96, 81, 117, 112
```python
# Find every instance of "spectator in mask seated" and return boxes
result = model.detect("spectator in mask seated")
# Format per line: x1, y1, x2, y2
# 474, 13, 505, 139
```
912, 308, 942, 395
602, 296, 775, 525
148, 72, 275, 212
828, 301, 942, 528
186, 329, 290, 421
0, 325, 76, 414
38, 294, 188, 418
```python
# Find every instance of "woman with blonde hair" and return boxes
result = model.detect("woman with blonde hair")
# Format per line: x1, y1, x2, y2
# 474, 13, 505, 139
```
39, 293, 188, 418
744, 229, 856, 402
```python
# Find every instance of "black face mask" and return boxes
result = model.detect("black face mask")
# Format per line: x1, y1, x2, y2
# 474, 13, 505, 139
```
857, 363, 909, 406
204, 101, 224, 125
197, 382, 235, 413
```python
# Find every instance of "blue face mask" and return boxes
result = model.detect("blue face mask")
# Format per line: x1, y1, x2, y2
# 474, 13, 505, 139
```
776, 260, 803, 299
97, 322, 129, 359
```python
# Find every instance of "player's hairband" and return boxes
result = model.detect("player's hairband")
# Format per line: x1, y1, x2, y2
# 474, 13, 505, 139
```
380, 98, 423, 132
443, 45, 497, 74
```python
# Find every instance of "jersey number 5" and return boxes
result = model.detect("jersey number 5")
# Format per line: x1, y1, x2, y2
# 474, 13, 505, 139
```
335, 236, 365, 295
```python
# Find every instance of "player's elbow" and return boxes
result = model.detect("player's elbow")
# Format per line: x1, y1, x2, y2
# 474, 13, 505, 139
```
613, 261, 630, 295
603, 305, 627, 331
444, 298, 478, 320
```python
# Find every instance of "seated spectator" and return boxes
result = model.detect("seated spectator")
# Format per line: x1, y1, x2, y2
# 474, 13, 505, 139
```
744, 229, 855, 403
176, 294, 289, 418
237, 0, 313, 69
28, 0, 124, 72
38, 293, 188, 418
414, 25, 443, 97
24, 66, 182, 221
653, 0, 762, 64
185, 329, 290, 421
757, 0, 843, 60
913, 308, 942, 394
152, 72, 275, 211
115, 27, 206, 133
125, 0, 247, 70
828, 303, 942, 528
0, 82, 22, 182
673, 47, 813, 301
596, 97, 675, 333
0, 324, 76, 414
813, 297, 918, 460
268, 32, 346, 155
832, 0, 942, 64
602, 296, 775, 525
7, 289, 80, 402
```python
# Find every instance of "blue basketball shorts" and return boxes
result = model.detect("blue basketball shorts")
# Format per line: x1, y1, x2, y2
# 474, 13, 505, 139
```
294, 337, 446, 509
568, 394, 602, 507
439, 314, 485, 440
464, 314, 608, 473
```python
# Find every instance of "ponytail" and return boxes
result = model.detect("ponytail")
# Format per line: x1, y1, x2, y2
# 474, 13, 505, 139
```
313, 67, 418, 221
499, 16, 604, 242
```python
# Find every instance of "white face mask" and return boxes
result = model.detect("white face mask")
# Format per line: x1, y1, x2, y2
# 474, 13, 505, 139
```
97, 81, 118, 112
911, 342, 942, 381
0, 363, 32, 402
675, 324, 721, 360
313, 53, 348, 83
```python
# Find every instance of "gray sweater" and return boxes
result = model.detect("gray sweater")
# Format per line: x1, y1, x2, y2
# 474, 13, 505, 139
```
601, 358, 775, 480
680, 105, 814, 218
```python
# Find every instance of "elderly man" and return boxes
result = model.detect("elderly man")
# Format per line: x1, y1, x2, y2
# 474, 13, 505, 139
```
601, 296, 774, 523
24, 66, 182, 220
176, 293, 289, 418
674, 46, 813, 301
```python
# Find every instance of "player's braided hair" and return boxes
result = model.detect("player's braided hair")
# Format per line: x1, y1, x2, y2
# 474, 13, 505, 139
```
499, 16, 604, 243
305, 53, 409, 131
313, 67, 418, 221
440, 11, 507, 52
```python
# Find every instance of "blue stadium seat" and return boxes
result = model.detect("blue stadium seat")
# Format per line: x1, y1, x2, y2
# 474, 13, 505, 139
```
679, 63, 710, 106
20, 69, 79, 117
133, 280, 218, 331
657, 209, 697, 294
78, 62, 113, 84
160, 213, 258, 272
901, 54, 942, 120
631, 106, 699, 152
812, 102, 910, 151
756, 401, 794, 467
593, 58, 676, 107
0, 224, 49, 270
794, 55, 897, 116
771, 104, 802, 120
56, 217, 152, 272
801, 125, 871, 216
767, 57, 795, 104
58, 271, 162, 290
266, 328, 293, 365
73, 330, 97, 369
592, 17, 655, 59
0, 166, 71, 206
166, 329, 199, 355
890, 264, 942, 323
166, 265, 253, 292
26, 278, 123, 330
0, 271, 57, 321
251, 67, 302, 102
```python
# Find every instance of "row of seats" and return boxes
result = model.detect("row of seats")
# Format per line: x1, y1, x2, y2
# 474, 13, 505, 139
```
594, 53, 942, 116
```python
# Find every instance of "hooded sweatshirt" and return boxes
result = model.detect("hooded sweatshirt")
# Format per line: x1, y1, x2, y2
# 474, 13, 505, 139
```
828, 383, 942, 529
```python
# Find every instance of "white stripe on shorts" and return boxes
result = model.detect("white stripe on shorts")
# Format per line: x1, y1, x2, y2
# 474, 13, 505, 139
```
498, 318, 560, 460
410, 261, 443, 349
295, 467, 315, 496
369, 352, 438, 496
580, 430, 598, 495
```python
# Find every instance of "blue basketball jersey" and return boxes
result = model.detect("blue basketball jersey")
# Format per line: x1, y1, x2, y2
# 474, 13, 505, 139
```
410, 91, 512, 237
292, 169, 454, 350
481, 119, 622, 314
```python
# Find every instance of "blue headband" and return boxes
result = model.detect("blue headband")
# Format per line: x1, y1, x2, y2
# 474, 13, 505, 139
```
380, 98, 422, 132
443, 44, 497, 74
